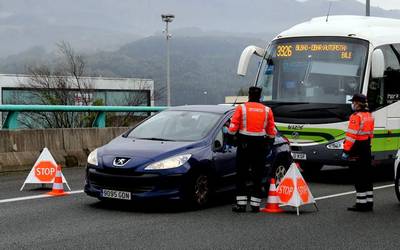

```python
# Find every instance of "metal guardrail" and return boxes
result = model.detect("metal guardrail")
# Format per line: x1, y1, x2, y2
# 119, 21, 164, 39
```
0, 105, 167, 129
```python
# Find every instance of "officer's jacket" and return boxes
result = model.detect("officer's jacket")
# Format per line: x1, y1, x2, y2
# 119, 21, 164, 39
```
343, 111, 375, 152
228, 102, 276, 137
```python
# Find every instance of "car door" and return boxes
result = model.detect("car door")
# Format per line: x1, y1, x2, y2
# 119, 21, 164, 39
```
212, 116, 237, 192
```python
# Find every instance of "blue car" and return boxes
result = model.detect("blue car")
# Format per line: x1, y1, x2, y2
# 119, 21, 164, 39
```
85, 105, 292, 207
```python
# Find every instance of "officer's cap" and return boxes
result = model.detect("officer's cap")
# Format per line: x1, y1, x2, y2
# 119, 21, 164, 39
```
248, 86, 262, 96
349, 93, 367, 103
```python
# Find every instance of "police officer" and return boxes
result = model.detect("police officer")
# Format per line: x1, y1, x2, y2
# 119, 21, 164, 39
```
228, 86, 276, 213
342, 93, 375, 212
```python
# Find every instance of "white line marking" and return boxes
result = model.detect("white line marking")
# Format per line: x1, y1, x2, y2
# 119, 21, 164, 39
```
315, 184, 394, 201
68, 190, 84, 195
0, 190, 84, 204
0, 184, 395, 205
315, 191, 355, 201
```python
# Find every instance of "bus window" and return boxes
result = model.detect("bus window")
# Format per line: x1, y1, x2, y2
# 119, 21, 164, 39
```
259, 37, 368, 104
368, 44, 400, 110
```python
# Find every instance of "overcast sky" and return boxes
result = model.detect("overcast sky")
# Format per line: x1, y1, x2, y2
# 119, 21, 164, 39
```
357, 0, 400, 10
298, 0, 399, 10
0, 0, 399, 57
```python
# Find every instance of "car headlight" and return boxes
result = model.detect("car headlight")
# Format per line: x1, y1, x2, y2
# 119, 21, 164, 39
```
145, 154, 191, 170
87, 149, 98, 166
326, 139, 344, 150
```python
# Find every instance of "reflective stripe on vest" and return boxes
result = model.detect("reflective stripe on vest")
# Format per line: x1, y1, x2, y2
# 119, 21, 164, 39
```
263, 106, 270, 130
238, 103, 269, 136
346, 112, 374, 140
344, 111, 374, 151
241, 104, 247, 130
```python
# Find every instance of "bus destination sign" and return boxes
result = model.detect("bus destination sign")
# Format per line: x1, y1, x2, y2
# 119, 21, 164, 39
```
276, 43, 352, 59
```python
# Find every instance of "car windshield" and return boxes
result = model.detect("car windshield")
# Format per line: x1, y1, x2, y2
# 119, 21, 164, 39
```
258, 37, 369, 104
128, 110, 222, 141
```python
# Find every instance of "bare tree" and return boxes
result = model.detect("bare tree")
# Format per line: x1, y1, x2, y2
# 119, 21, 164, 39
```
17, 41, 96, 128
14, 41, 164, 128
107, 81, 165, 127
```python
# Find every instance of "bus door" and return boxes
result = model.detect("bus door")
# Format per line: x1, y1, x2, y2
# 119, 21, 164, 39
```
368, 45, 400, 160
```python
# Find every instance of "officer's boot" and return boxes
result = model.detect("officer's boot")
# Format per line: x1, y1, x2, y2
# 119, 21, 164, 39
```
232, 204, 246, 213
348, 191, 373, 212
347, 203, 372, 212
232, 196, 247, 213
366, 190, 373, 211
250, 196, 261, 213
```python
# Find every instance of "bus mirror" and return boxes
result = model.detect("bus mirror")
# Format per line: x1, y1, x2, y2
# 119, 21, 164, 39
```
371, 49, 385, 78
237, 45, 266, 76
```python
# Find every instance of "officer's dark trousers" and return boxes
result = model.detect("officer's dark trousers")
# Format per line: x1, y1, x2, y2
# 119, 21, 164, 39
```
235, 134, 267, 207
349, 139, 373, 208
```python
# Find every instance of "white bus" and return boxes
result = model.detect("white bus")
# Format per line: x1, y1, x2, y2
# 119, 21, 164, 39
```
238, 15, 400, 172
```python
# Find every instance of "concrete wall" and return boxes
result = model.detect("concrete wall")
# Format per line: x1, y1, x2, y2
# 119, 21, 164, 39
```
0, 127, 128, 173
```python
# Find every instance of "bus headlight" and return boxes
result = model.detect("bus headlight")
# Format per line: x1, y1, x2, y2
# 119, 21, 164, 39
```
326, 139, 344, 150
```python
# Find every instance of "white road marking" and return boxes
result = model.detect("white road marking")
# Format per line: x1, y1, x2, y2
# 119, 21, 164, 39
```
0, 190, 84, 204
314, 184, 394, 201
0, 184, 395, 204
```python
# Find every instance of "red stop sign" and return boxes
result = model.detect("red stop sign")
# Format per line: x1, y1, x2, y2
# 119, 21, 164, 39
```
277, 178, 295, 203
297, 178, 310, 203
34, 161, 57, 182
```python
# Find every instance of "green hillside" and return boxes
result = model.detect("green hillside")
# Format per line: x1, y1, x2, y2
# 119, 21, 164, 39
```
85, 35, 265, 105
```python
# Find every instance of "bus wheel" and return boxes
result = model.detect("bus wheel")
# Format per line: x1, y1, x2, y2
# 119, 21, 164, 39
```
395, 165, 400, 202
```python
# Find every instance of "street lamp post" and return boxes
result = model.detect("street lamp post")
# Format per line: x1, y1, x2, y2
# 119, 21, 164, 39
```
161, 14, 175, 106
203, 91, 208, 104
366, 0, 370, 16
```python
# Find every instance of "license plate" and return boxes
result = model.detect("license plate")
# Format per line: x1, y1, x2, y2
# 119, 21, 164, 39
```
291, 152, 307, 160
102, 189, 131, 200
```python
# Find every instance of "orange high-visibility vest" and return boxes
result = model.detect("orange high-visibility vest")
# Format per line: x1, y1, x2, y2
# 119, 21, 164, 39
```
343, 111, 375, 152
228, 102, 276, 137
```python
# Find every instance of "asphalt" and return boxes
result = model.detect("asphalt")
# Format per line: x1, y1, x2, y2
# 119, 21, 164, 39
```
0, 165, 399, 250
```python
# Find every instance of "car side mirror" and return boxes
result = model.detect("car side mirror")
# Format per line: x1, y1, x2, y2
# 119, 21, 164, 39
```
214, 140, 223, 152
371, 49, 385, 78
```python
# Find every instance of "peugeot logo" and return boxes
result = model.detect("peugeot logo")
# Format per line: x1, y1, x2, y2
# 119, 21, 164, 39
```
292, 132, 300, 140
113, 157, 131, 167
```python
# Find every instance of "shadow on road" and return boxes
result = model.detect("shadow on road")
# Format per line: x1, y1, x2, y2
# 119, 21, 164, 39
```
84, 165, 394, 213
303, 164, 394, 185
88, 200, 191, 213
87, 192, 235, 214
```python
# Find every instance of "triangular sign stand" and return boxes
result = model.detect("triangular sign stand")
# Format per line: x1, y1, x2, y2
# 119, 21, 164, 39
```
20, 147, 71, 191
276, 162, 318, 215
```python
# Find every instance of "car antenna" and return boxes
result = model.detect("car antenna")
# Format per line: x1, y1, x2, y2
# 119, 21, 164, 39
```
232, 91, 240, 107
326, 1, 332, 22
232, 85, 251, 107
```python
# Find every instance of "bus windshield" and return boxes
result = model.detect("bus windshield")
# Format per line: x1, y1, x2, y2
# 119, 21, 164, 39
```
258, 37, 369, 104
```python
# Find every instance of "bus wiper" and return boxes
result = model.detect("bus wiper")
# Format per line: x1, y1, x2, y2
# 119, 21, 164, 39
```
136, 137, 175, 141
292, 107, 346, 119
265, 101, 310, 105
278, 102, 310, 105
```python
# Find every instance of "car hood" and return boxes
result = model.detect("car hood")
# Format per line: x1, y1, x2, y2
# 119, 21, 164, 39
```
98, 136, 205, 168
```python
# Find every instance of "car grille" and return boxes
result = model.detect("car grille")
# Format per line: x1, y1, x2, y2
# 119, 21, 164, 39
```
87, 168, 156, 193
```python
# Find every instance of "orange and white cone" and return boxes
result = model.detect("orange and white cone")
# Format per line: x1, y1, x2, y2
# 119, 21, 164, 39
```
261, 178, 283, 213
47, 165, 68, 196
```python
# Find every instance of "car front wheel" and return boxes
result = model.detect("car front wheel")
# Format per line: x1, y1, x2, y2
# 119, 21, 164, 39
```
183, 172, 212, 208
272, 156, 292, 187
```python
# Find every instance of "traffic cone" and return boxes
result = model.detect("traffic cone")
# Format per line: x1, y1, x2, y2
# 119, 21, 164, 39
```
261, 178, 283, 213
47, 165, 68, 196
295, 162, 304, 172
